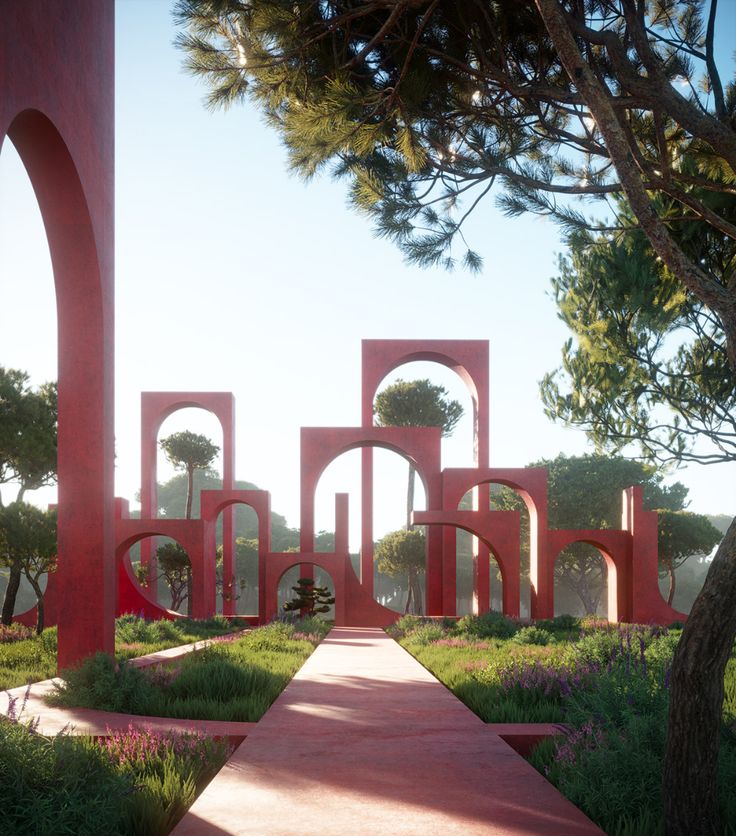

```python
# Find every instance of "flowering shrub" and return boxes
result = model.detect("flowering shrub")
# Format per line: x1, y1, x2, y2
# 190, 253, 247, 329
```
476, 657, 600, 702
0, 623, 35, 644
101, 724, 227, 770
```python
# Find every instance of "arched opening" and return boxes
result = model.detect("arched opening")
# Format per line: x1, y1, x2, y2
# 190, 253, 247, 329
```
554, 542, 610, 618
312, 445, 428, 612
0, 137, 58, 625
277, 564, 336, 621
155, 407, 225, 518
373, 361, 476, 470
454, 482, 530, 617
215, 505, 260, 615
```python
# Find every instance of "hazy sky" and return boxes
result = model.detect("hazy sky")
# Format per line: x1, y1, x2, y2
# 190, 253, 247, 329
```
1, 0, 733, 549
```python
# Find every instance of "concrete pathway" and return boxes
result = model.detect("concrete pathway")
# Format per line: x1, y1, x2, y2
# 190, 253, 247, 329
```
174, 627, 602, 835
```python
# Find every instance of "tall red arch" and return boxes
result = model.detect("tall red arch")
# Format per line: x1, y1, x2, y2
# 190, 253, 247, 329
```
360, 340, 490, 605
1, 1, 116, 669
139, 391, 236, 612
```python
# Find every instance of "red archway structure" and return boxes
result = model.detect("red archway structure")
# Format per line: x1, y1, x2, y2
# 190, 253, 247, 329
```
116, 516, 213, 619
301, 425, 443, 613
199, 489, 271, 620
1, 0, 116, 669
139, 392, 236, 612
361, 340, 491, 603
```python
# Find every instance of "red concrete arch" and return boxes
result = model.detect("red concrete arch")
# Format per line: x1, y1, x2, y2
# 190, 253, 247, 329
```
300, 425, 443, 613
548, 531, 631, 622
413, 509, 522, 617
1, 1, 115, 670
360, 340, 491, 600
115, 517, 213, 620
139, 391, 236, 611
200, 489, 272, 619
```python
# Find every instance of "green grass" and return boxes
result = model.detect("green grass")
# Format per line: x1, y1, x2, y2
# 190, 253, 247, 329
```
50, 619, 331, 722
0, 715, 230, 835
0, 615, 243, 690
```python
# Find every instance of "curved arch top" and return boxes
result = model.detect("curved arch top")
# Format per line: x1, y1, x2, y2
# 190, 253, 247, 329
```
361, 339, 489, 465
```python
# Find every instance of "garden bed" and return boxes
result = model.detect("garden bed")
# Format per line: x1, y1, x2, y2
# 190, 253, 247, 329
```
49, 619, 331, 723
0, 615, 244, 691
391, 613, 736, 836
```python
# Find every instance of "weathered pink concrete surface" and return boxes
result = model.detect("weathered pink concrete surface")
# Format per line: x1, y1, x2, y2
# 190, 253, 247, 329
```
174, 628, 602, 835
0, 678, 255, 738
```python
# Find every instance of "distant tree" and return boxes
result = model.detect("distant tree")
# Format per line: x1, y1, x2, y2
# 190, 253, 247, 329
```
283, 577, 335, 617
159, 431, 219, 520
155, 541, 191, 612
496, 453, 690, 614
150, 468, 300, 549
0, 368, 57, 504
374, 528, 426, 615
0, 368, 57, 624
0, 503, 57, 633
374, 379, 463, 528
658, 510, 722, 606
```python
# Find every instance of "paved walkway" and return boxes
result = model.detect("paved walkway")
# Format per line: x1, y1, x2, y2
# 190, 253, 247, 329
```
174, 627, 602, 835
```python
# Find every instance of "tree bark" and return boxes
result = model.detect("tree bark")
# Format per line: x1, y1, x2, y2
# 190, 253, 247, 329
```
532, 5, 736, 832
25, 574, 44, 634
1, 561, 22, 625
667, 560, 677, 607
185, 465, 194, 520
406, 463, 416, 530
663, 518, 736, 834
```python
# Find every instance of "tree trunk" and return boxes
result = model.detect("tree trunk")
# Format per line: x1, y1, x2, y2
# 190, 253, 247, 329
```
406, 463, 416, 530
663, 518, 736, 835
667, 560, 677, 607
25, 573, 44, 634
413, 573, 423, 616
1, 561, 22, 625
186, 567, 193, 617
185, 465, 194, 520
405, 572, 413, 614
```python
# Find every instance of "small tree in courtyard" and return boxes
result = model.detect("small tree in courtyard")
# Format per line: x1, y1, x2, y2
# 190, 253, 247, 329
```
159, 431, 219, 520
156, 541, 191, 613
375, 528, 426, 615
283, 578, 335, 618
374, 379, 463, 529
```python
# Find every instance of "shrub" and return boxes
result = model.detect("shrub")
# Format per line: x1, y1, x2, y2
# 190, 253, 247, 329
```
409, 624, 446, 645
457, 611, 518, 639
392, 615, 425, 637
513, 626, 552, 646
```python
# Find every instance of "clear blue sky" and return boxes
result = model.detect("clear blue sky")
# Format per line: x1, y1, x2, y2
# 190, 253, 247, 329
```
0, 0, 733, 547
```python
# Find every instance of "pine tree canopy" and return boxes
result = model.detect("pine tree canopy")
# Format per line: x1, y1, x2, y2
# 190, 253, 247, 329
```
174, 0, 736, 370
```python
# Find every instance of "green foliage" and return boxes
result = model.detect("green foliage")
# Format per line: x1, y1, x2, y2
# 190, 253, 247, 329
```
282, 577, 335, 617
541, 193, 735, 466
456, 611, 518, 640
173, 0, 734, 290
52, 622, 326, 722
0, 716, 229, 835
374, 379, 463, 437
159, 431, 220, 474
0, 367, 57, 502
374, 529, 426, 578
0, 502, 57, 632
513, 626, 552, 646
156, 541, 191, 612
